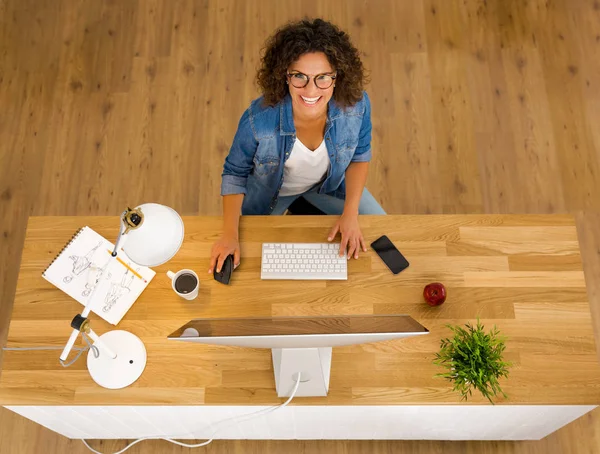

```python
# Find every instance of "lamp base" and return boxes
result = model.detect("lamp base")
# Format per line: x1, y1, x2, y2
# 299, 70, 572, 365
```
87, 330, 147, 389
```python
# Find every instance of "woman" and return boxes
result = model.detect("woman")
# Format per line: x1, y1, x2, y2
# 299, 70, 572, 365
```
209, 18, 385, 275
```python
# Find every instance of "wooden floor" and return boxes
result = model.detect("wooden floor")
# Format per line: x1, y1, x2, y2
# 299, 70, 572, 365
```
1, 0, 599, 452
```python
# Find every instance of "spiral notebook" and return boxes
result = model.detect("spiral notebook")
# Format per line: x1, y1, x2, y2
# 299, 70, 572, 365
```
42, 226, 156, 325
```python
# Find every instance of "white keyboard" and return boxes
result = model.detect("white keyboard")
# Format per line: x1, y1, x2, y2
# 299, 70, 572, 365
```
261, 243, 348, 280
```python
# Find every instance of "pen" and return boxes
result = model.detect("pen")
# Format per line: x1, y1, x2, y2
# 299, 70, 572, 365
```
107, 250, 147, 283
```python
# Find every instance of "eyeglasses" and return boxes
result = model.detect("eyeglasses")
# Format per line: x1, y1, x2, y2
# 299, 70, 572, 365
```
286, 71, 337, 89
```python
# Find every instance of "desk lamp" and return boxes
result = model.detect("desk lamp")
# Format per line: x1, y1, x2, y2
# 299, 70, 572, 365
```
59, 203, 184, 389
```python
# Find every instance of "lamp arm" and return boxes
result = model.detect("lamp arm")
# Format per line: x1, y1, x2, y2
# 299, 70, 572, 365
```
60, 329, 80, 361
60, 205, 158, 363
59, 241, 119, 361
86, 328, 117, 359
111, 211, 129, 257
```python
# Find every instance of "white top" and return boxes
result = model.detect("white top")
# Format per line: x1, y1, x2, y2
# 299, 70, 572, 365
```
279, 138, 330, 197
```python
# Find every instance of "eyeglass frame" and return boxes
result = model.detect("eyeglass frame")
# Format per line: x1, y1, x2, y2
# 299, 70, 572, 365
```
286, 71, 337, 89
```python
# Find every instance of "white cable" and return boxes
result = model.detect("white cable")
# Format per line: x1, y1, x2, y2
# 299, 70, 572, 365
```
2, 332, 99, 368
81, 372, 302, 454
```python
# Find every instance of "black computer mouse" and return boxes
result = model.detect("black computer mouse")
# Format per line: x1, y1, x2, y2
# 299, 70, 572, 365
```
213, 254, 234, 285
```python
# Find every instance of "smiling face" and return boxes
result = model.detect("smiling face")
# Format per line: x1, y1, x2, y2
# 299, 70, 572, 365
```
287, 52, 336, 120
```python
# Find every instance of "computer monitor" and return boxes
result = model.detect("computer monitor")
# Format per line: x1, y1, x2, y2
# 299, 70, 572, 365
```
168, 314, 429, 397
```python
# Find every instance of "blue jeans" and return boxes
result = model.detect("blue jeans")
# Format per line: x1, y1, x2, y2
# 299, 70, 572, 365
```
271, 186, 386, 215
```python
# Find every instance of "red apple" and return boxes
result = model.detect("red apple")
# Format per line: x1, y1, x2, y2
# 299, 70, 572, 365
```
423, 282, 447, 306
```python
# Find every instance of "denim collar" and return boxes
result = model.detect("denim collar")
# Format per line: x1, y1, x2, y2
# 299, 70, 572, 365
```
279, 93, 342, 136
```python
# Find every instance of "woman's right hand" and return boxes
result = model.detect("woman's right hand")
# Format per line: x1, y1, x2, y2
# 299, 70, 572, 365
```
209, 234, 241, 274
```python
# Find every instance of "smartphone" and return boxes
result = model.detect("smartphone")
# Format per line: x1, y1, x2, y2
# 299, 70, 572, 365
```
370, 235, 410, 274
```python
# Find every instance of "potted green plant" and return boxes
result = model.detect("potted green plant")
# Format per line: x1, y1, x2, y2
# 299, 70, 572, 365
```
433, 319, 511, 404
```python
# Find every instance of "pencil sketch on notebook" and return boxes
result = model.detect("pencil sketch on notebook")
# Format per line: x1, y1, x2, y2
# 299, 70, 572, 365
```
103, 264, 139, 313
82, 265, 110, 297
63, 240, 103, 284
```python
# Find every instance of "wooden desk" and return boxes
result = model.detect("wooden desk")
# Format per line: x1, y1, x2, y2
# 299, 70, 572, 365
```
2, 215, 599, 440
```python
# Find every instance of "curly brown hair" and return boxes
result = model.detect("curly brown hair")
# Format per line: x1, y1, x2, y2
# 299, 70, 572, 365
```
257, 18, 368, 108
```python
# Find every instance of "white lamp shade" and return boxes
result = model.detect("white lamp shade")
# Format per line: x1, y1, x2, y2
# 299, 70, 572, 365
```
122, 203, 184, 267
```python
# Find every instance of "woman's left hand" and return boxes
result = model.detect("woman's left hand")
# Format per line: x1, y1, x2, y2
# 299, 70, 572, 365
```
328, 212, 367, 259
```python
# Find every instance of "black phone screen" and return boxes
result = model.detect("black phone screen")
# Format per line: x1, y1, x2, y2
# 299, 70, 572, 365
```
370, 235, 410, 274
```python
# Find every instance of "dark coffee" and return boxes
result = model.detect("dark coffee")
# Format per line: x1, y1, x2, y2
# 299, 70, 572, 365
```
174, 273, 198, 294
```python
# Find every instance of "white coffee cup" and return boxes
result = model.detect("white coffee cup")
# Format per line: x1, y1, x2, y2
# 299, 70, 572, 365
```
167, 269, 199, 300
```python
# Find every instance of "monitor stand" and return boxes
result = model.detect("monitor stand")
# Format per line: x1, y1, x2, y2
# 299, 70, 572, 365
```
272, 347, 332, 397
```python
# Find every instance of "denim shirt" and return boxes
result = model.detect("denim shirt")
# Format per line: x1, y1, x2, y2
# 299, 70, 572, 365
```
220, 91, 372, 215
